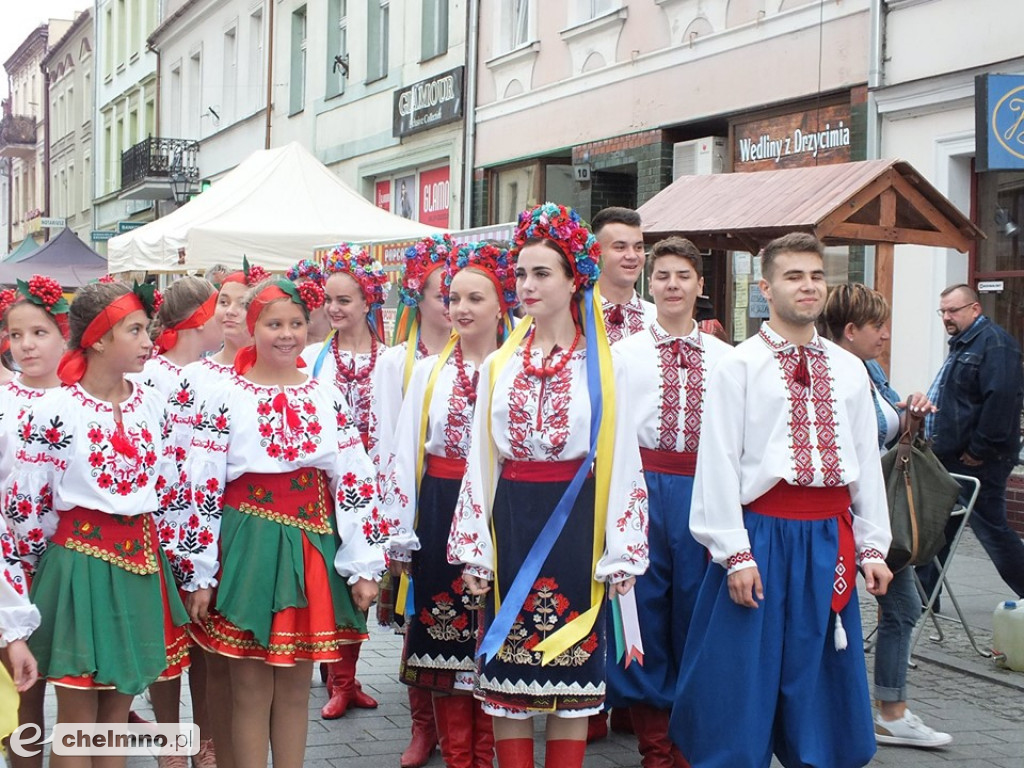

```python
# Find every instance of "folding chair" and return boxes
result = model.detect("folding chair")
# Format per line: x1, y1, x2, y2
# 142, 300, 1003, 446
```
910, 473, 990, 658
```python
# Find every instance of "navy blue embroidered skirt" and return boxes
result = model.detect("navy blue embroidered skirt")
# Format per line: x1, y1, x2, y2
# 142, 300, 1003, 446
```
475, 471, 606, 714
401, 472, 481, 692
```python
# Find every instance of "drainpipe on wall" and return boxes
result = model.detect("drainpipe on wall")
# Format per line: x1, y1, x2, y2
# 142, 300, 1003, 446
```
6, 73, 12, 250
264, 0, 274, 150
864, 0, 886, 286
42, 60, 52, 242
462, 0, 480, 228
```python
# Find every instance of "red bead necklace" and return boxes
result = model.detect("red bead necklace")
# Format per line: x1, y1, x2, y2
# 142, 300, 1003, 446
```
333, 333, 378, 384
453, 341, 479, 405
522, 326, 581, 378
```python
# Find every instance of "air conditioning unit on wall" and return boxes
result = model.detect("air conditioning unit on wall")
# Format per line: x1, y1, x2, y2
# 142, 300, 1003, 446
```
672, 136, 726, 180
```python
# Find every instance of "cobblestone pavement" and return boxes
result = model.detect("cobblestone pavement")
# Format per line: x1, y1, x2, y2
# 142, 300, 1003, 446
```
39, 531, 1024, 767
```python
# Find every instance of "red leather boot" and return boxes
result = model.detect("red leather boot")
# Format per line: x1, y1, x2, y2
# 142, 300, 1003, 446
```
432, 694, 473, 768
320, 643, 377, 719
630, 703, 690, 768
586, 712, 608, 743
495, 738, 534, 768
472, 698, 495, 768
544, 739, 586, 768
400, 686, 438, 768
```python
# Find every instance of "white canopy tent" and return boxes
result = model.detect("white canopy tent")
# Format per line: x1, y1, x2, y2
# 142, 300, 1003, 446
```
107, 142, 443, 273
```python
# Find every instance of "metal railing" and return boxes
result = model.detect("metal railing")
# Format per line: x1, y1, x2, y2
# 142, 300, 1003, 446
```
120, 136, 200, 190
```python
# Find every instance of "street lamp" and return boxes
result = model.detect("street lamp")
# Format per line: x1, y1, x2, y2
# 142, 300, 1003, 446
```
169, 172, 194, 206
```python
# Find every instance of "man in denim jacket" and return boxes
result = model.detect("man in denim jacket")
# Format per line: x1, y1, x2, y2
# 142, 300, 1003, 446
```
923, 283, 1024, 600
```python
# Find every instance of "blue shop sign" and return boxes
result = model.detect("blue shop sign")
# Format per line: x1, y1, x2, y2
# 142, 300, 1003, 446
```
976, 73, 1024, 171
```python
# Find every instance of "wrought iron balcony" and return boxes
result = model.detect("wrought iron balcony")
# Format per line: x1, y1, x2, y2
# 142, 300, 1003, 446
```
120, 136, 200, 198
0, 114, 37, 158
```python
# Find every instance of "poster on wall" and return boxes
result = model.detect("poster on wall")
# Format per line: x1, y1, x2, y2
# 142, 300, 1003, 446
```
418, 166, 451, 229
394, 174, 416, 220
375, 180, 391, 211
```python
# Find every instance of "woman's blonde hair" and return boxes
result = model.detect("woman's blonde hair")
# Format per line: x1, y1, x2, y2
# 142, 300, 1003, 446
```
820, 283, 891, 342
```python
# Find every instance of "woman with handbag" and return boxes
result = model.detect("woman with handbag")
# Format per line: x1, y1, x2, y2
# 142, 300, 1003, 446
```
821, 283, 951, 749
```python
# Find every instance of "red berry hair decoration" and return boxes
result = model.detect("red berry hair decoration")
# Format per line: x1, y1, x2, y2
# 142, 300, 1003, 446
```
132, 281, 164, 319
295, 280, 325, 311
10, 276, 71, 338
0, 288, 18, 319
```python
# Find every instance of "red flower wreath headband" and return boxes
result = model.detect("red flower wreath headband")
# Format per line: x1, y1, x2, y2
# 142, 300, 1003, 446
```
509, 202, 601, 291
443, 242, 519, 313
1, 275, 72, 340
221, 256, 271, 288
399, 234, 455, 307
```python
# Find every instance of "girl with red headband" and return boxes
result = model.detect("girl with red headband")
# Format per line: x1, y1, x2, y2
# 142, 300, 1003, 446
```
2, 280, 190, 763
307, 243, 396, 721
180, 277, 384, 768
0, 275, 67, 768
448, 204, 649, 768
384, 241, 518, 768
373, 234, 454, 766
286, 258, 331, 345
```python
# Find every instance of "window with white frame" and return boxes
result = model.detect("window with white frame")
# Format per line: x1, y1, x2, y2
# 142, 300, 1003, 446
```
223, 26, 237, 123
499, 0, 531, 53
367, 0, 389, 82
290, 6, 308, 114
249, 8, 264, 113
169, 65, 182, 136
574, 0, 616, 23
189, 50, 202, 136
326, 0, 348, 98
422, 0, 448, 61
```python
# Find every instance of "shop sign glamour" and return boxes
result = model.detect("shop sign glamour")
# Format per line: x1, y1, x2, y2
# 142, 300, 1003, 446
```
393, 67, 464, 138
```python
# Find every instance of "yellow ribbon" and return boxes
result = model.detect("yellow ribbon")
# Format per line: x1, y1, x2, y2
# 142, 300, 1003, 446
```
401, 315, 420, 394
395, 335, 459, 617
0, 662, 19, 743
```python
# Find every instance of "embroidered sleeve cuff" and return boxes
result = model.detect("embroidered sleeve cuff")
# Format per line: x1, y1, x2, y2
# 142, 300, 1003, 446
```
463, 564, 493, 581
346, 571, 384, 586
182, 575, 219, 592
388, 548, 412, 563
606, 570, 633, 584
726, 550, 757, 575
857, 548, 886, 566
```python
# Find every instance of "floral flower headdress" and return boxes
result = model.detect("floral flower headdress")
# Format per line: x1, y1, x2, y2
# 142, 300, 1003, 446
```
4, 275, 72, 338
510, 202, 601, 290
323, 243, 389, 309
443, 242, 519, 312
222, 255, 271, 287
399, 234, 455, 307
286, 258, 326, 287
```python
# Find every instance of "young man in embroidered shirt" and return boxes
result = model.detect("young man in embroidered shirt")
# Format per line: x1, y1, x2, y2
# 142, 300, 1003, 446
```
670, 232, 893, 768
593, 207, 656, 344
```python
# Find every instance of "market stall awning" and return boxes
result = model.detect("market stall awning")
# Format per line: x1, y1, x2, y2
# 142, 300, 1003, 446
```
1, 228, 107, 287
637, 158, 984, 254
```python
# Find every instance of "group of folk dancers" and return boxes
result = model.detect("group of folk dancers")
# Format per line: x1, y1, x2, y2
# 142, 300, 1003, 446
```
0, 202, 901, 768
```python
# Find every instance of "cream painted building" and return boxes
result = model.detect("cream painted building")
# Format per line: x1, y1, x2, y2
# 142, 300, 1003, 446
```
93, 0, 161, 246
873, 0, 1024, 396
43, 9, 95, 245
2, 19, 73, 250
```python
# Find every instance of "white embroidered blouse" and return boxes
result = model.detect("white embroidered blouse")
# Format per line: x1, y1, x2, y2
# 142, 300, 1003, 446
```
601, 292, 657, 345
0, 514, 38, 644
690, 323, 891, 571
611, 322, 733, 451
178, 373, 387, 591
383, 351, 481, 562
447, 344, 649, 583
3, 383, 172, 576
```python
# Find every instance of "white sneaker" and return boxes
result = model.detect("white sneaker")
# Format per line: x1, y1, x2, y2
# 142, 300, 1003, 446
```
875, 709, 952, 748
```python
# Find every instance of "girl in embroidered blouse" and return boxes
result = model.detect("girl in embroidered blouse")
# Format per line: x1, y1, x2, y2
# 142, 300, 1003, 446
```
448, 204, 649, 768
384, 241, 518, 768
181, 277, 383, 768
304, 245, 396, 721
3, 280, 190, 768
0, 276, 67, 768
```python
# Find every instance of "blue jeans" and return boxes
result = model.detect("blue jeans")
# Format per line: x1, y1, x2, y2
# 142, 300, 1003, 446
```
918, 455, 1024, 601
873, 566, 921, 702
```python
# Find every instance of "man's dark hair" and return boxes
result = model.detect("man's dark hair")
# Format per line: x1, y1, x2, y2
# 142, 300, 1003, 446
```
940, 283, 979, 303
649, 236, 703, 277
592, 206, 641, 234
760, 232, 824, 279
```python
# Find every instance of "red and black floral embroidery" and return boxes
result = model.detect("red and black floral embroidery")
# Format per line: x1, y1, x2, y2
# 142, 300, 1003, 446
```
498, 577, 599, 667
443, 358, 476, 459
85, 421, 159, 497
419, 576, 474, 643
507, 360, 575, 460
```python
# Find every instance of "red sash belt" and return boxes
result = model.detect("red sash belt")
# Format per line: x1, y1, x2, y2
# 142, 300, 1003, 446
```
640, 448, 697, 477
748, 481, 855, 615
501, 459, 589, 482
53, 506, 160, 575
425, 454, 467, 480
224, 468, 332, 535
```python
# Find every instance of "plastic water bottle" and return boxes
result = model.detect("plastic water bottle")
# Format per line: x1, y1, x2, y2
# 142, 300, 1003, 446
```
992, 600, 1024, 671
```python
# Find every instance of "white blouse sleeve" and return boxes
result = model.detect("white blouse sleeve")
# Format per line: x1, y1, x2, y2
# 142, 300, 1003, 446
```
846, 367, 893, 562
330, 403, 389, 584
177, 387, 231, 591
595, 358, 650, 582
689, 355, 754, 569
448, 356, 500, 580
382, 360, 432, 562
0, 517, 39, 644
